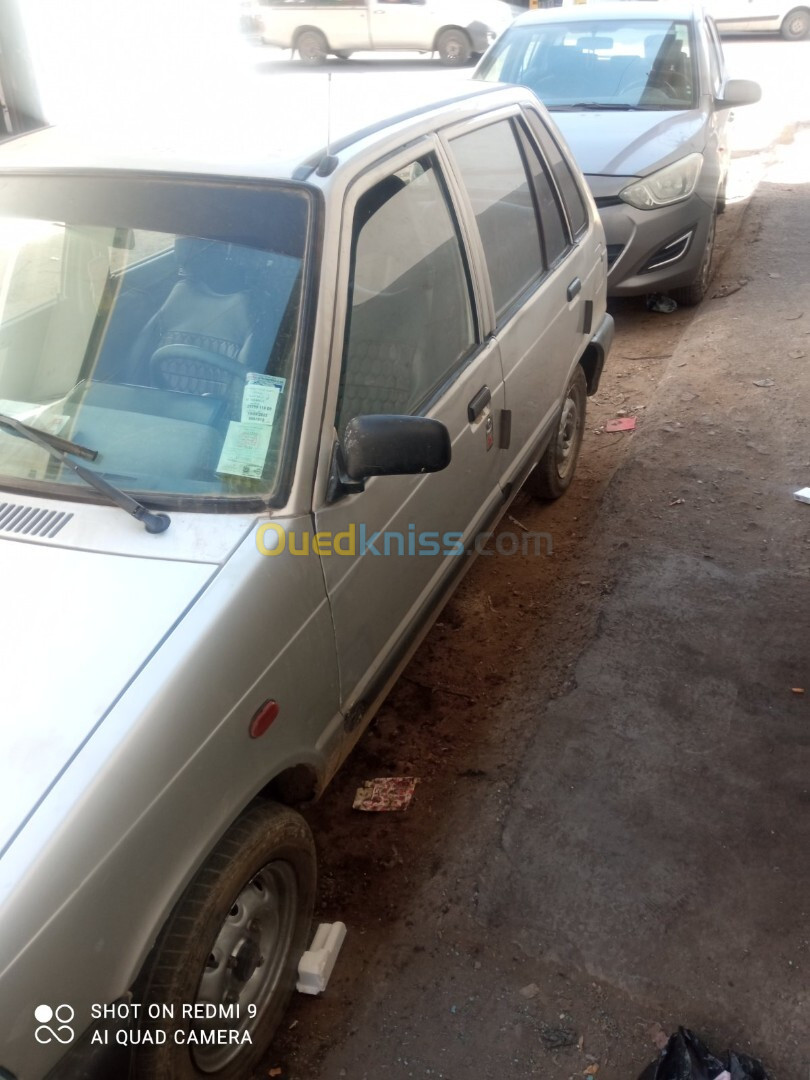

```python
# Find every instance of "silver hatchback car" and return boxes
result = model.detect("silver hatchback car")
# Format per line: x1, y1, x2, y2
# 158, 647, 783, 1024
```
475, 2, 761, 304
0, 82, 611, 1080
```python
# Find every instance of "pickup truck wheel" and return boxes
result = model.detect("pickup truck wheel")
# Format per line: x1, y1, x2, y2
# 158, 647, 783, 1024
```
780, 7, 810, 38
132, 802, 316, 1080
436, 28, 472, 65
296, 29, 329, 64
527, 366, 587, 500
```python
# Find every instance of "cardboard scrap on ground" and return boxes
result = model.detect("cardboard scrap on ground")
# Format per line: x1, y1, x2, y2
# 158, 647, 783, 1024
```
353, 776, 419, 812
605, 417, 637, 432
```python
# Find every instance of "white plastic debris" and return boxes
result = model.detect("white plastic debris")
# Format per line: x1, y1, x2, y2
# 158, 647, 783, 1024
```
296, 921, 347, 995
793, 487, 810, 505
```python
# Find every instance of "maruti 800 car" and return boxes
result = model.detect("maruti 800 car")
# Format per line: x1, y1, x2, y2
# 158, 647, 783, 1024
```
0, 81, 612, 1079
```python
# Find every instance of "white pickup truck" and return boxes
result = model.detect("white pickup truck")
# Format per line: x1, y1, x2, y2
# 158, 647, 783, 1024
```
252, 0, 515, 64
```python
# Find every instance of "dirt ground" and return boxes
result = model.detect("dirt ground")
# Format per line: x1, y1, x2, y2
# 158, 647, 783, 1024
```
255, 130, 810, 1080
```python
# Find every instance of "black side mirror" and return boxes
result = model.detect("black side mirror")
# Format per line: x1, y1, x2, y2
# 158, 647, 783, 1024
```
715, 78, 761, 110
328, 414, 451, 499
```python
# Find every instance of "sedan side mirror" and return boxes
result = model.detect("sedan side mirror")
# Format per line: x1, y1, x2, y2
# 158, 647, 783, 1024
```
715, 78, 762, 110
328, 414, 451, 500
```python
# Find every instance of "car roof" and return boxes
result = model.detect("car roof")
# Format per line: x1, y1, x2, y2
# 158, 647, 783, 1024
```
512, 1, 703, 24
0, 78, 520, 184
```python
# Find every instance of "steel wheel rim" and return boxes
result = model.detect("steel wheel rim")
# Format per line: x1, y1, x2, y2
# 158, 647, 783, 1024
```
192, 860, 298, 1073
556, 394, 580, 480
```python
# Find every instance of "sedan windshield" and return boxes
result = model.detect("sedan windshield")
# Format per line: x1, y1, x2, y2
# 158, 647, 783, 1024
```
477, 19, 697, 110
0, 175, 312, 510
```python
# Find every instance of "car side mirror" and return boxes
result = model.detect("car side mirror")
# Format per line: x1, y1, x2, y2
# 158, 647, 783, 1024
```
715, 78, 761, 110
328, 414, 451, 500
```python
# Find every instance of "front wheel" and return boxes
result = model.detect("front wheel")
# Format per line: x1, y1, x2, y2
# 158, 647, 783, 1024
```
296, 29, 329, 64
527, 366, 587, 501
780, 7, 810, 37
435, 28, 472, 66
133, 802, 316, 1080
669, 211, 716, 307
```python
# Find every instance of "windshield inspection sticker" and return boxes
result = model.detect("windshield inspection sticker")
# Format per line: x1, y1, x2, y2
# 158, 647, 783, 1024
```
216, 422, 272, 480
241, 373, 285, 427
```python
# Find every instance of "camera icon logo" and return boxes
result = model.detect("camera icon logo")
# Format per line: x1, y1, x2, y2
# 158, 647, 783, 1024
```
34, 1004, 75, 1045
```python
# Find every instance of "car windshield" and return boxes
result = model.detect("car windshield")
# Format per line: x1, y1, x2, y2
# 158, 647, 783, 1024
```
0, 175, 313, 510
477, 19, 697, 110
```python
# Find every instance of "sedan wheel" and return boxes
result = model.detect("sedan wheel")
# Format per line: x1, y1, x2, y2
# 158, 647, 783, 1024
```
670, 211, 716, 308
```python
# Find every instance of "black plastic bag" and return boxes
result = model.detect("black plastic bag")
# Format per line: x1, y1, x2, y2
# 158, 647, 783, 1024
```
638, 1027, 770, 1080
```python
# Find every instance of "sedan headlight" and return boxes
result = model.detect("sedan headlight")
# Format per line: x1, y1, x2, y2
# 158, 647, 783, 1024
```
620, 154, 703, 210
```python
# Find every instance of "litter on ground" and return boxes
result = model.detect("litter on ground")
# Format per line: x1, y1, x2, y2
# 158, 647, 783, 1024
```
605, 417, 637, 432
353, 776, 419, 811
297, 922, 347, 995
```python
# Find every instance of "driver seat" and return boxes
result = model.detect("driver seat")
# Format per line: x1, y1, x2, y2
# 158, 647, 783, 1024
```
134, 238, 268, 400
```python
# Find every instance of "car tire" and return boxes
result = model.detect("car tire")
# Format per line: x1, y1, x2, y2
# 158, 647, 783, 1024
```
132, 802, 316, 1080
527, 366, 587, 501
296, 29, 329, 64
333, 50, 353, 59
669, 210, 716, 307
436, 28, 472, 66
780, 7, 810, 38
716, 175, 728, 215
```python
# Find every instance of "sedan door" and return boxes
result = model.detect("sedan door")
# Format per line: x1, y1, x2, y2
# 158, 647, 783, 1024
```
313, 143, 506, 719
443, 109, 598, 489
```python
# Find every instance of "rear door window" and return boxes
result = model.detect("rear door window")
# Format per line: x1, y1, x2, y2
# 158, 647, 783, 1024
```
449, 119, 544, 321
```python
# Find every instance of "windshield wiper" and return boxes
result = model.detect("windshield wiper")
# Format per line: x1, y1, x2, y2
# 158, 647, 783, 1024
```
0, 412, 98, 460
0, 412, 170, 534
550, 102, 641, 111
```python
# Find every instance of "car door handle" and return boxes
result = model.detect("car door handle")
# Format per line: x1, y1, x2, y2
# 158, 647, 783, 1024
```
467, 385, 491, 423
567, 277, 582, 302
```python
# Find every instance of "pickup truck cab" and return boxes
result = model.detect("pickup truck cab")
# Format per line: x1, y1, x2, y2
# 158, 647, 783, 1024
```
0, 81, 611, 1080
253, 0, 515, 63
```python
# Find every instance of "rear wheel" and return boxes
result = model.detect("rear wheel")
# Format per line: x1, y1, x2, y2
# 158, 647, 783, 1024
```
133, 802, 316, 1080
296, 29, 329, 64
436, 28, 472, 66
669, 211, 716, 307
527, 366, 587, 501
780, 7, 810, 38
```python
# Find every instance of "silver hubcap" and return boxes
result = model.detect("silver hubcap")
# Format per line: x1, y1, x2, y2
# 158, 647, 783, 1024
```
556, 395, 579, 479
192, 861, 297, 1072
